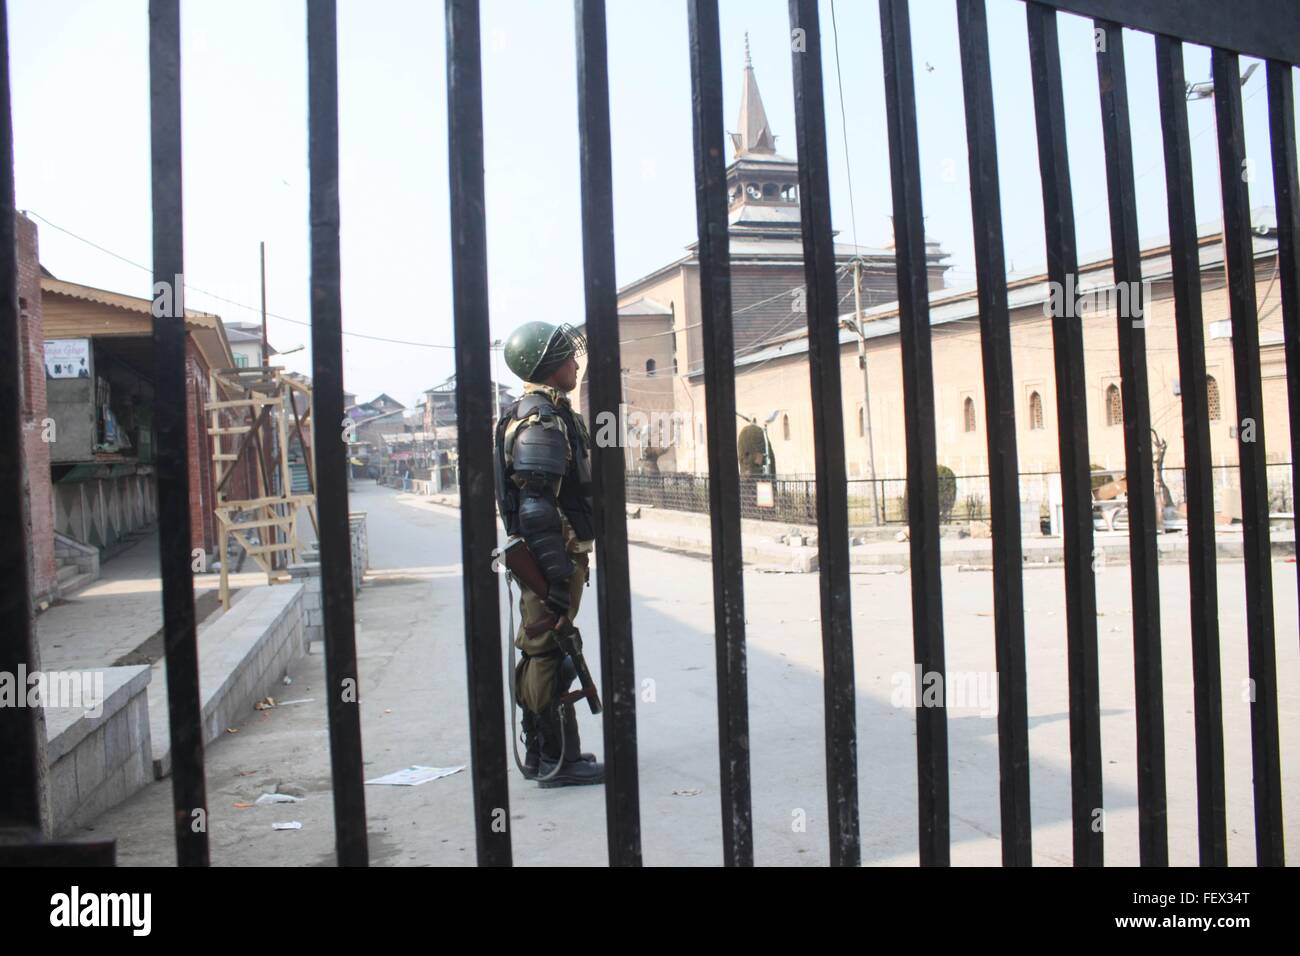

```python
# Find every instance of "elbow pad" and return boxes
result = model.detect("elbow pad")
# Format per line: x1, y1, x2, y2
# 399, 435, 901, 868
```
517, 487, 574, 585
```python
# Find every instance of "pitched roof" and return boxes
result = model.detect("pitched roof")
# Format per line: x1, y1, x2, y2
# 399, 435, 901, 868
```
730, 35, 779, 158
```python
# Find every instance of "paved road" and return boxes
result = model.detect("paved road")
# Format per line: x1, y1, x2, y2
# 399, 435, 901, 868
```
87, 481, 1300, 865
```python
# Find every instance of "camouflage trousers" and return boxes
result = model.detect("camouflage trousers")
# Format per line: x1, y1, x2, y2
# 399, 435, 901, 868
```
513, 524, 591, 715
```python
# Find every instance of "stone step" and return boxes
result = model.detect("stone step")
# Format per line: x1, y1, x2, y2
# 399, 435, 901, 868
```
57, 562, 79, 583
150, 583, 306, 780
59, 571, 97, 597
44, 665, 153, 836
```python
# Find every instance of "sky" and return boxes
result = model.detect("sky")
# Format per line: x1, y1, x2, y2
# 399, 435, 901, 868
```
8, 0, 1293, 409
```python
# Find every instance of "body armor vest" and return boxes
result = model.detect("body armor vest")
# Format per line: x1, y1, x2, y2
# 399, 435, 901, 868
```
494, 393, 595, 542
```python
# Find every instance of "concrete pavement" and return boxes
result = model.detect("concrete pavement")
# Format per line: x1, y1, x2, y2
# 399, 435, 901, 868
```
78, 481, 1300, 865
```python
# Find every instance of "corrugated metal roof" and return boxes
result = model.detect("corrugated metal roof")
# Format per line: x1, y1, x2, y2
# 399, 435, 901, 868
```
707, 230, 1281, 377
619, 297, 672, 316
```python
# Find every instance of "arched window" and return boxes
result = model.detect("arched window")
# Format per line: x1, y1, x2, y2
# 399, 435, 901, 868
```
782, 414, 791, 441
1106, 383, 1123, 426
645, 358, 656, 378
1206, 375, 1221, 421
762, 183, 778, 198
963, 397, 976, 433
1029, 391, 1044, 430
858, 406, 865, 437
699, 423, 704, 443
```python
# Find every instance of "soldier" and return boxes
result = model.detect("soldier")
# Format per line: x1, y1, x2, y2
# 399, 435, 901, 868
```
493, 320, 604, 787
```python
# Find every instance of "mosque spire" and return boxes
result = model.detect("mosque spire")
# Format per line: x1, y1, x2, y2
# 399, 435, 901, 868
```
731, 34, 777, 157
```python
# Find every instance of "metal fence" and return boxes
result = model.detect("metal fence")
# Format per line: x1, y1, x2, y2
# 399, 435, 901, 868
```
629, 464, 1296, 528
1, 0, 1297, 868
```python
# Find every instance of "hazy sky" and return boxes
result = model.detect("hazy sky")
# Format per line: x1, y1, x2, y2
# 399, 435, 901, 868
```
9, 0, 1291, 408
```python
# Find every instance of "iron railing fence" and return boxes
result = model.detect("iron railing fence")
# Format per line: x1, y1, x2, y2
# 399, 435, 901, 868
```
627, 464, 1295, 528
0, 0, 1295, 869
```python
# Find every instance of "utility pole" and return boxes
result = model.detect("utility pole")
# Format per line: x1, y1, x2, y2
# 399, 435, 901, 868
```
258, 241, 281, 561
621, 367, 631, 473
851, 259, 880, 525
432, 399, 441, 493
260, 241, 268, 363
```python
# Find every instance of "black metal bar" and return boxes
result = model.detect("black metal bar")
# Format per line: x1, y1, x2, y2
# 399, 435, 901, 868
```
686, 0, 753, 868
955, 0, 1031, 867
306, 0, 368, 867
1268, 61, 1300, 636
0, 0, 45, 838
445, 0, 511, 868
573, 0, 641, 867
787, 0, 860, 868
879, 0, 949, 867
1093, 19, 1167, 866
1212, 47, 1284, 867
1153, 35, 1228, 867
1025, 1, 1103, 867
1027, 0, 1300, 66
148, 0, 208, 867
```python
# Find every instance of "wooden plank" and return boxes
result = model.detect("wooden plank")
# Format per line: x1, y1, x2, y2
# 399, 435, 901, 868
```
217, 516, 295, 530
216, 493, 316, 511
205, 398, 278, 410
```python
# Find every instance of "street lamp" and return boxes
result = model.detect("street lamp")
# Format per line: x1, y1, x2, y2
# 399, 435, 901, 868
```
1185, 61, 1257, 100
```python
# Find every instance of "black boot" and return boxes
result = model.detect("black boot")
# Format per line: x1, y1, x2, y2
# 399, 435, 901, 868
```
520, 709, 541, 780
523, 706, 594, 778
536, 701, 604, 788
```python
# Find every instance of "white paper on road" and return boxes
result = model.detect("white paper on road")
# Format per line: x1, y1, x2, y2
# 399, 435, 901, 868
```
365, 765, 465, 786
272, 821, 303, 830
256, 792, 303, 805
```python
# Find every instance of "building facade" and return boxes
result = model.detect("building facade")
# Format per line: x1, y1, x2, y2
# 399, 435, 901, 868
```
576, 49, 947, 474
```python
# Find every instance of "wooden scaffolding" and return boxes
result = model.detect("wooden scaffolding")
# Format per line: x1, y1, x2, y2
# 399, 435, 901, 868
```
207, 366, 316, 609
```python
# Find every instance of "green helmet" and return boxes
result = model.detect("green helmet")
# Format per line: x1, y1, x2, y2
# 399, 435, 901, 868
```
503, 321, 587, 384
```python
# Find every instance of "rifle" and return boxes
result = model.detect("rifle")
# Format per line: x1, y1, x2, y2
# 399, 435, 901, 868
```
494, 535, 602, 715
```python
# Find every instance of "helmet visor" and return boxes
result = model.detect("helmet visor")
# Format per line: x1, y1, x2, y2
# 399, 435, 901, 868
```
552, 323, 587, 359
533, 323, 587, 380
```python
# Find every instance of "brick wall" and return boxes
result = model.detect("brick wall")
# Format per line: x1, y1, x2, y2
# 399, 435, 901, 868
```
16, 212, 57, 605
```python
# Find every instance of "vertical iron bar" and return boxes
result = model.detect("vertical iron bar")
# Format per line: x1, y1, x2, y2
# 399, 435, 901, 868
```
1154, 35, 1228, 866
1267, 61, 1300, 632
148, 0, 208, 867
306, 0, 368, 867
573, 0, 642, 867
1025, 1, 1103, 866
1212, 47, 1285, 866
787, 0, 860, 867
879, 0, 950, 866
1094, 19, 1167, 865
446, 0, 511, 867
0, 0, 44, 839
686, 0, 753, 868
955, 0, 1032, 867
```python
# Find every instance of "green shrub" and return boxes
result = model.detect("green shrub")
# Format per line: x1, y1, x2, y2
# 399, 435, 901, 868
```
901, 465, 960, 523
